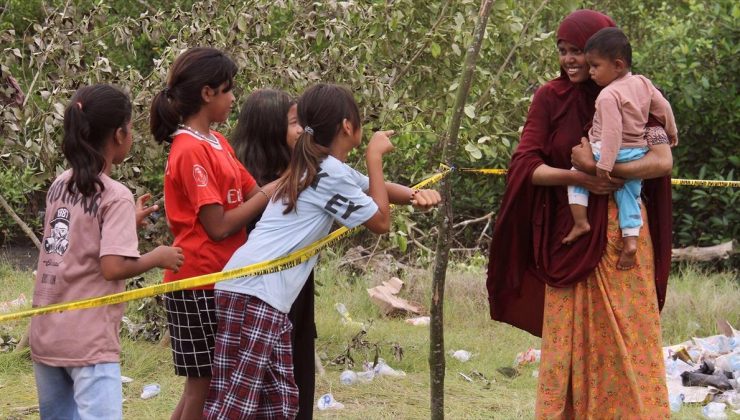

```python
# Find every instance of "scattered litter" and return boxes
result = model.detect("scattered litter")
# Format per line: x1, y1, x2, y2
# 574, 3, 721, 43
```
340, 370, 357, 385
405, 316, 430, 326
140, 383, 160, 399
702, 401, 727, 419
459, 372, 473, 382
664, 320, 740, 406
514, 348, 541, 367
669, 393, 684, 412
121, 375, 133, 384
356, 370, 375, 382
367, 277, 423, 316
496, 366, 519, 378
450, 350, 472, 362
532, 369, 540, 378
470, 370, 493, 389
0, 293, 27, 313
339, 358, 405, 385
715, 353, 740, 372
317, 393, 344, 410
370, 358, 406, 377
334, 303, 364, 328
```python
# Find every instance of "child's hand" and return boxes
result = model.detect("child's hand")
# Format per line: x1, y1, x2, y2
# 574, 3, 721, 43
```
595, 168, 612, 181
366, 130, 395, 158
410, 189, 442, 210
153, 246, 184, 272
135, 193, 159, 228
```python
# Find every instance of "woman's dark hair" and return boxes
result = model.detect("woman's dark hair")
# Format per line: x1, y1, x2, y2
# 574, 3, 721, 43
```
232, 89, 295, 186
274, 83, 361, 213
585, 27, 632, 67
150, 47, 237, 144
62, 84, 132, 197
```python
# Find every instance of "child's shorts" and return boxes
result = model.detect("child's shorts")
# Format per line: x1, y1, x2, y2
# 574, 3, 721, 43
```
164, 289, 217, 377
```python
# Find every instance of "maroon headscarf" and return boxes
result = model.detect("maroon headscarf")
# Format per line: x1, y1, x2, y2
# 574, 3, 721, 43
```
485, 10, 671, 337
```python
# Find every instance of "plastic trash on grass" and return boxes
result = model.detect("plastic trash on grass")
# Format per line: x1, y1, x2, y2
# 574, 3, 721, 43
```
317, 393, 344, 410
140, 383, 160, 399
514, 348, 541, 367
405, 316, 430, 326
450, 350, 472, 362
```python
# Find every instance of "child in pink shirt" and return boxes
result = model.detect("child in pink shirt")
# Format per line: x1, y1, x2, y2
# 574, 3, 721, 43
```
31, 84, 184, 419
563, 27, 678, 270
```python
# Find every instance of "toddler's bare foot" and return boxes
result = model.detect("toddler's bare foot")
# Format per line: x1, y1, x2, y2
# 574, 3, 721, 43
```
617, 237, 638, 270
562, 221, 590, 245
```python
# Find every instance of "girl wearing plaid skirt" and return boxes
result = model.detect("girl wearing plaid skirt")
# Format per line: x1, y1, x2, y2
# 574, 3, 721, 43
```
204, 83, 441, 418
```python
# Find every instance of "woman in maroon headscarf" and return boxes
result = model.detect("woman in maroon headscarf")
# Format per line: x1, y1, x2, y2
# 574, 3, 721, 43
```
486, 9, 672, 418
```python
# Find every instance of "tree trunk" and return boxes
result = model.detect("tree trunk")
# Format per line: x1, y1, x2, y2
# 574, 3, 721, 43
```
429, 1, 494, 418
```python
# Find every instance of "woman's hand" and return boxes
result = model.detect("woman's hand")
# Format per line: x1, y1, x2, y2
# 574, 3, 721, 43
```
571, 138, 596, 174
577, 171, 623, 195
410, 189, 442, 210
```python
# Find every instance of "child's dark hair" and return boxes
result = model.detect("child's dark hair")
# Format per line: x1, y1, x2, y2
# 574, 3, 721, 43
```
585, 27, 632, 67
150, 47, 237, 144
274, 83, 361, 213
63, 84, 132, 197
232, 89, 295, 186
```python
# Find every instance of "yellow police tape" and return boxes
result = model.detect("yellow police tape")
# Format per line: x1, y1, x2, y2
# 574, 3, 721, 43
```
0, 166, 453, 323
1, 164, 735, 322
460, 167, 740, 188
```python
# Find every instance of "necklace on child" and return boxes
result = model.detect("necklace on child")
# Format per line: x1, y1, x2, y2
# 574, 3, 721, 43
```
178, 124, 221, 149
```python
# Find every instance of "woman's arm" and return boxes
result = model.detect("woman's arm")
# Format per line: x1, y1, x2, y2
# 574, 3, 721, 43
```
571, 138, 673, 179
531, 163, 622, 194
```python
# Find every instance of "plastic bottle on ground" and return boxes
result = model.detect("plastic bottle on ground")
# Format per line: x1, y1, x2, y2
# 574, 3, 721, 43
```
669, 393, 684, 412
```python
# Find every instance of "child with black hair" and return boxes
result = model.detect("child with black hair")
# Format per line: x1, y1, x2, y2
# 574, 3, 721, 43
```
31, 84, 184, 419
231, 89, 319, 419
563, 27, 678, 270
204, 83, 441, 419
150, 47, 273, 419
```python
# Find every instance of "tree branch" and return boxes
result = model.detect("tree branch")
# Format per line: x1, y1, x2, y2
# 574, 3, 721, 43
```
474, 0, 549, 110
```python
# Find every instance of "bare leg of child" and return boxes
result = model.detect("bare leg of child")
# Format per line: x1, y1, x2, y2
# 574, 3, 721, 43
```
563, 204, 590, 244
617, 236, 638, 270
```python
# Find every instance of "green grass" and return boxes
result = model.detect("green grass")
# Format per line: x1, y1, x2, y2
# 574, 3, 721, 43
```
0, 254, 737, 419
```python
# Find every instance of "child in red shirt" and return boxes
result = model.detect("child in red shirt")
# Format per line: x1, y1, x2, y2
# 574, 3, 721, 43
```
149, 47, 273, 420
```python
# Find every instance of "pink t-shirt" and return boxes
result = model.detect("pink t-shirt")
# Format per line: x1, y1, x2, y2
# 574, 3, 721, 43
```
30, 170, 140, 367
589, 73, 678, 172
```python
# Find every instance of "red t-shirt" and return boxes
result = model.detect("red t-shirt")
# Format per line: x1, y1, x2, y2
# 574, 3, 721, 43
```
163, 130, 256, 289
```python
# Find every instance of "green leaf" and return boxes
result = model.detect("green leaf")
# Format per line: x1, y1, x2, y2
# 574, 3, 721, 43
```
430, 42, 441, 58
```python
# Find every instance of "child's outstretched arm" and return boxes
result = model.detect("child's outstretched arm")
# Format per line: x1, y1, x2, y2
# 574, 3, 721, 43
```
198, 182, 275, 242
101, 246, 184, 281
385, 183, 442, 210
362, 131, 394, 234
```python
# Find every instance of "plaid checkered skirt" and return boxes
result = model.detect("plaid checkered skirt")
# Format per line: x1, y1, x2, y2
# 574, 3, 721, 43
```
204, 291, 298, 419
164, 289, 217, 377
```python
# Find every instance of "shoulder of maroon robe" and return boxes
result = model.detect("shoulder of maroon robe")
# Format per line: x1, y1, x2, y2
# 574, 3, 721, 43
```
486, 77, 608, 335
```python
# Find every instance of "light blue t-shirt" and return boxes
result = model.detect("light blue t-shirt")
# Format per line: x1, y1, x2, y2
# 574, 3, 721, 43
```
218, 156, 379, 313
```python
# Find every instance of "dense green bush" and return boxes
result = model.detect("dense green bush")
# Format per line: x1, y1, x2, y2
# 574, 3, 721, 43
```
0, 0, 737, 255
